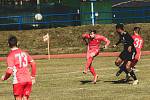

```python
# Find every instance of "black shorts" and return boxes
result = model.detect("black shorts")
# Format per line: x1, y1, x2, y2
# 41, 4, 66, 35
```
119, 50, 136, 61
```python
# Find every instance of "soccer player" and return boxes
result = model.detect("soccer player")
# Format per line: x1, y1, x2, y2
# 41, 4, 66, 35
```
113, 24, 138, 85
82, 30, 110, 84
116, 27, 144, 77
131, 27, 144, 69
1, 36, 36, 100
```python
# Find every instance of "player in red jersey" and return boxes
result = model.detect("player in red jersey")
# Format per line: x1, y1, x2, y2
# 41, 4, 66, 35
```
131, 27, 144, 69
82, 30, 110, 84
116, 27, 144, 83
1, 36, 36, 100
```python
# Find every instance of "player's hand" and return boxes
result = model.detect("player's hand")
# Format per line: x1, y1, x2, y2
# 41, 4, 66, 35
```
128, 46, 132, 53
1, 75, 5, 81
31, 77, 36, 85
112, 45, 117, 48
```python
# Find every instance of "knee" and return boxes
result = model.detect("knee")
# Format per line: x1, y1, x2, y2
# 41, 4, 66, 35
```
115, 61, 120, 66
126, 63, 131, 72
22, 96, 28, 100
90, 53, 95, 58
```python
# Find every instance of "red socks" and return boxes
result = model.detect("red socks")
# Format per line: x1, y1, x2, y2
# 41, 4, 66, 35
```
85, 57, 96, 76
85, 57, 93, 71
90, 66, 96, 76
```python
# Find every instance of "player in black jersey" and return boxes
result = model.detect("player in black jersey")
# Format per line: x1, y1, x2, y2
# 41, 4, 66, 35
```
113, 24, 138, 85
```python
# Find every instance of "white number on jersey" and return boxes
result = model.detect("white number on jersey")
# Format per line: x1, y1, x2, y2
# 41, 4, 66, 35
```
15, 52, 28, 68
134, 38, 143, 49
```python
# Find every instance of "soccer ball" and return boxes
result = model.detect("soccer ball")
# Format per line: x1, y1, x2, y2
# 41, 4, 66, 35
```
35, 13, 43, 21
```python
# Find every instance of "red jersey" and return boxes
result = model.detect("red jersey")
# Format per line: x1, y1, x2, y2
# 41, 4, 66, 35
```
6, 48, 36, 84
82, 34, 110, 51
132, 32, 144, 60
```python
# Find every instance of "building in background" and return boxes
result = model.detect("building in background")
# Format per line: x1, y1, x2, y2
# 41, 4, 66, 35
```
0, 0, 113, 30
0, 0, 150, 30
112, 0, 150, 23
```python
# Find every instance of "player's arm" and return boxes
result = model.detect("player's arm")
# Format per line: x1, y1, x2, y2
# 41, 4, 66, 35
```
141, 38, 144, 49
99, 36, 110, 49
28, 54, 36, 84
114, 37, 121, 47
126, 33, 134, 52
30, 60, 36, 78
82, 33, 90, 45
1, 56, 13, 81
1, 67, 13, 81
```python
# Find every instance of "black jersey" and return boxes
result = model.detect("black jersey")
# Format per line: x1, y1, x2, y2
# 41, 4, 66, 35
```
115, 31, 135, 51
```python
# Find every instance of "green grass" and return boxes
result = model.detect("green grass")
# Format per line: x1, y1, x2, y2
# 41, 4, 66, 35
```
0, 55, 150, 100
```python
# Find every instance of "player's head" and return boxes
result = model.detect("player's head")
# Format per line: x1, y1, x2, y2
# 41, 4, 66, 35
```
133, 27, 141, 34
116, 23, 124, 33
89, 30, 96, 39
8, 35, 18, 48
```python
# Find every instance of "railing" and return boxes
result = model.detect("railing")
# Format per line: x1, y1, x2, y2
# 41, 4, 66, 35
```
0, 8, 150, 30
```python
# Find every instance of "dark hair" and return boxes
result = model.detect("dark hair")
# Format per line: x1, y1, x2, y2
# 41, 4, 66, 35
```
134, 27, 141, 33
116, 23, 124, 30
90, 30, 96, 34
8, 35, 17, 48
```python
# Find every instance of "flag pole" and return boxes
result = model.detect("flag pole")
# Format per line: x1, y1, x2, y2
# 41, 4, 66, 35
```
47, 33, 50, 60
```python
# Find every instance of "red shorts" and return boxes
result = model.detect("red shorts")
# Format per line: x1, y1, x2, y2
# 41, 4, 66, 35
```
135, 51, 141, 60
131, 59, 138, 68
13, 82, 32, 97
87, 49, 99, 59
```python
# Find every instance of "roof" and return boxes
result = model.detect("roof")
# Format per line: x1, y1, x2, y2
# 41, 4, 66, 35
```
112, 0, 150, 7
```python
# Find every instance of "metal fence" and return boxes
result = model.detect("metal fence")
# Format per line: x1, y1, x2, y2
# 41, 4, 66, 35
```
0, 8, 150, 30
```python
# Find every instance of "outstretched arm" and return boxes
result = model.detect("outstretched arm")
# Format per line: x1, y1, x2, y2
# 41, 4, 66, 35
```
1, 68, 12, 81
82, 34, 90, 45
27, 52, 36, 84
100, 36, 110, 48
1, 56, 14, 81
30, 60, 36, 84
30, 60, 36, 78
115, 38, 121, 46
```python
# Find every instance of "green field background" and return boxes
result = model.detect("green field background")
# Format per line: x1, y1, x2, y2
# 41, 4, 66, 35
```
0, 23, 149, 55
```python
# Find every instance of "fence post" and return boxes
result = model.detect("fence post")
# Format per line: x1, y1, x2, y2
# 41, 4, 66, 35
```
18, 16, 23, 30
91, 2, 95, 26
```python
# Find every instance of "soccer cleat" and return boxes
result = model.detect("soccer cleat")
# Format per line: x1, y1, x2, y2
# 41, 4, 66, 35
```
116, 70, 123, 77
132, 68, 139, 72
133, 80, 139, 85
124, 73, 131, 82
92, 75, 98, 84
83, 70, 88, 74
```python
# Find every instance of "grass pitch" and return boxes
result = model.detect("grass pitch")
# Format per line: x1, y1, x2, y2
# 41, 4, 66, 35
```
0, 55, 150, 100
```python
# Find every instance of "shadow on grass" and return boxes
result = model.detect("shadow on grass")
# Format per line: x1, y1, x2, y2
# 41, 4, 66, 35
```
104, 79, 133, 84
80, 80, 100, 84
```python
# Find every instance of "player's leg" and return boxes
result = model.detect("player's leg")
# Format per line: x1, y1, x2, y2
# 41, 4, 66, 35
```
116, 61, 126, 77
89, 66, 96, 77
22, 96, 28, 100
115, 57, 123, 67
131, 59, 138, 72
90, 50, 99, 83
126, 61, 138, 85
115, 52, 124, 76
13, 83, 24, 100
128, 51, 138, 84
23, 82, 32, 100
89, 66, 98, 84
83, 56, 93, 74
15, 96, 22, 100
84, 50, 99, 83
83, 50, 97, 74
115, 51, 125, 67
